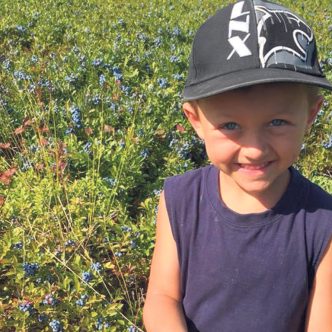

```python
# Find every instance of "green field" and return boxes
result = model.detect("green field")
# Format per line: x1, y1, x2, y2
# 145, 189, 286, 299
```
0, 0, 331, 330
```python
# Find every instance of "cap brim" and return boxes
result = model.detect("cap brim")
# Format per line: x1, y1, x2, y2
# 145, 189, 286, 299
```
182, 68, 332, 101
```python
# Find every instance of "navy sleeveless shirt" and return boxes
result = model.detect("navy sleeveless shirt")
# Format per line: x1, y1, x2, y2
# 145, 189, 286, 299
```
164, 165, 332, 332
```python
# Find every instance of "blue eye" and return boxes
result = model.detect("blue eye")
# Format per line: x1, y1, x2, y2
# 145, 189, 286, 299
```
270, 119, 287, 126
220, 122, 239, 130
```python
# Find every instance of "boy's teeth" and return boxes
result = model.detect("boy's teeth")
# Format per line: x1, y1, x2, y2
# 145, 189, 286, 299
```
240, 163, 268, 170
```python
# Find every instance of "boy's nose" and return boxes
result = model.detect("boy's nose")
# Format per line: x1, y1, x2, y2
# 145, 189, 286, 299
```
240, 133, 269, 161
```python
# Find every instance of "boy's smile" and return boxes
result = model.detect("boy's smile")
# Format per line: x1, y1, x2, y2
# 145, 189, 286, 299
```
183, 83, 322, 212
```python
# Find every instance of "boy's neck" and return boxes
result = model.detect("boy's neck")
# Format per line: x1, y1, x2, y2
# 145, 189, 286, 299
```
218, 169, 291, 214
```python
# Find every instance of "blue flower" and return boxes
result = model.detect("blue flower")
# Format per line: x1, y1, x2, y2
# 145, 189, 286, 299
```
92, 58, 103, 67
38, 313, 48, 323
112, 67, 122, 81
157, 78, 168, 88
16, 25, 27, 33
2, 59, 11, 70
49, 319, 62, 332
154, 37, 162, 46
83, 142, 92, 153
65, 73, 78, 84
91, 95, 101, 105
14, 70, 31, 81
118, 18, 126, 27
23, 262, 39, 276
121, 85, 131, 96
38, 78, 52, 89
12, 242, 23, 250
173, 73, 183, 81
140, 149, 149, 159
99, 74, 106, 86
172, 26, 181, 37
170, 55, 180, 63
82, 271, 93, 283
323, 135, 332, 149
76, 294, 88, 306
70, 105, 81, 127
121, 225, 132, 233
19, 300, 34, 314
91, 262, 102, 273
31, 55, 38, 63
65, 239, 76, 247
43, 294, 57, 306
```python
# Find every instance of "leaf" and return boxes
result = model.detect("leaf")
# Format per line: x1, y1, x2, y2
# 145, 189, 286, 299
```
0, 168, 17, 185
14, 126, 25, 135
176, 124, 185, 133
0, 143, 11, 149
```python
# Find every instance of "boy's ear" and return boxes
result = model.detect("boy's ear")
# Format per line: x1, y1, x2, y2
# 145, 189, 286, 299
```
307, 95, 324, 129
182, 102, 204, 140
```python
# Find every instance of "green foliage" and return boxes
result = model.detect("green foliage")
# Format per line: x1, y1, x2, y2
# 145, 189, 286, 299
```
0, 0, 331, 330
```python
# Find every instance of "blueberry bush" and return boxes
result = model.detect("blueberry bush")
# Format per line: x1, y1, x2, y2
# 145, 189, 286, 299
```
0, 0, 331, 330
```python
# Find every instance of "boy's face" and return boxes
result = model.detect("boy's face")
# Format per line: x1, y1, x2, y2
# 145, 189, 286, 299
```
183, 83, 323, 198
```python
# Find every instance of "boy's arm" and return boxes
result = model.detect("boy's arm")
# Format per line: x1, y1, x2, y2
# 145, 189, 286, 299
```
143, 191, 188, 332
305, 239, 332, 332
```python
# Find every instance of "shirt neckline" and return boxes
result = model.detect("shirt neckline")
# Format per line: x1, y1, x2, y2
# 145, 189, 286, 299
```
205, 165, 307, 228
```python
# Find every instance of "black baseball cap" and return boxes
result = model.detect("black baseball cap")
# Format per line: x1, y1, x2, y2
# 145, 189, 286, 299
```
183, 0, 332, 101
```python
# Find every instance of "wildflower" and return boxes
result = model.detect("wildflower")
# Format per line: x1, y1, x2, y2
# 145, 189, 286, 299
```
65, 73, 78, 84
14, 70, 31, 81
172, 26, 181, 37
91, 262, 102, 273
173, 73, 183, 81
75, 294, 88, 306
112, 67, 122, 81
43, 294, 58, 306
2, 59, 11, 70
118, 18, 125, 27
12, 242, 23, 249
38, 78, 52, 89
103, 177, 117, 187
70, 105, 81, 127
91, 95, 101, 105
99, 74, 106, 86
121, 225, 132, 233
16, 25, 27, 33
130, 240, 137, 249
28, 83, 36, 92
140, 149, 149, 159
120, 85, 131, 96
82, 271, 93, 283
38, 313, 48, 322
64, 239, 76, 247
92, 58, 103, 67
157, 78, 168, 88
18, 300, 34, 314
170, 55, 180, 63
128, 326, 137, 332
49, 319, 62, 332
323, 135, 332, 149
83, 142, 92, 153
65, 127, 74, 135
30, 55, 38, 63
154, 37, 162, 46
23, 262, 39, 276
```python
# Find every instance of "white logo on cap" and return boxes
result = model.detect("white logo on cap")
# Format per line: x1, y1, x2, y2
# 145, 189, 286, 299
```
227, 1, 252, 60
255, 5, 313, 68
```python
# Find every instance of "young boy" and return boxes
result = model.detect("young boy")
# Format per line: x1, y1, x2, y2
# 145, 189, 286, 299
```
143, 0, 332, 331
